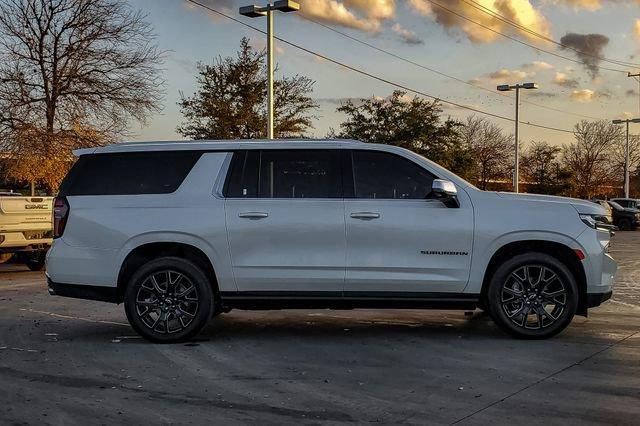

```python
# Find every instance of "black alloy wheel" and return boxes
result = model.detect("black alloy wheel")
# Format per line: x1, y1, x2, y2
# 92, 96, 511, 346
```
124, 257, 214, 343
488, 253, 578, 339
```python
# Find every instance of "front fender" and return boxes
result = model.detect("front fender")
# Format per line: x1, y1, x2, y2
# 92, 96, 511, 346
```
465, 230, 589, 294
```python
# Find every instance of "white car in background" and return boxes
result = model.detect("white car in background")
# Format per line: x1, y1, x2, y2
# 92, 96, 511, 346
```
0, 193, 53, 270
46, 140, 616, 342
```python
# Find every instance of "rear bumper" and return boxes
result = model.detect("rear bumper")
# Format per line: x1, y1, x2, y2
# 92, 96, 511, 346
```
47, 276, 118, 303
0, 231, 51, 252
586, 291, 613, 308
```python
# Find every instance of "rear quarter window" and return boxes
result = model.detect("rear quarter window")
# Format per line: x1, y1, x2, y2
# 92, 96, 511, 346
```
59, 151, 202, 196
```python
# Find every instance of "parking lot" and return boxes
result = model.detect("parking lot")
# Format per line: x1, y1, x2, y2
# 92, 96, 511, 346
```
0, 234, 638, 425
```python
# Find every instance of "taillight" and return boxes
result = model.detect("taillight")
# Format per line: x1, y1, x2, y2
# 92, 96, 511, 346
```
53, 197, 69, 239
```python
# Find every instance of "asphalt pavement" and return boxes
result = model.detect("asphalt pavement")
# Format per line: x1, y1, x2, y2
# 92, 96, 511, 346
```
0, 233, 639, 425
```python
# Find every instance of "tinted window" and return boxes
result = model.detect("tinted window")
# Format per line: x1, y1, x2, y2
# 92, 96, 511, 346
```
60, 151, 201, 196
352, 151, 436, 199
225, 151, 259, 198
258, 150, 341, 199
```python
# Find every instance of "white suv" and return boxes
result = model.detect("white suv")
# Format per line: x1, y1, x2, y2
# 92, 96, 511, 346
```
46, 140, 616, 342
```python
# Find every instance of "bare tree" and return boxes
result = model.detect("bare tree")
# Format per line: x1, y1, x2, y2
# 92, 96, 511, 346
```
0, 0, 164, 191
459, 116, 513, 190
563, 120, 621, 198
521, 141, 570, 195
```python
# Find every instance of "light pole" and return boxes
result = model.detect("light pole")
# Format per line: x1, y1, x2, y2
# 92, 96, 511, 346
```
497, 82, 538, 193
612, 118, 640, 198
240, 1, 299, 140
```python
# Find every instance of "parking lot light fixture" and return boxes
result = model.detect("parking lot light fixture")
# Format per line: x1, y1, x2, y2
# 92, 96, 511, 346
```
496, 82, 538, 193
612, 117, 640, 198
239, 1, 300, 140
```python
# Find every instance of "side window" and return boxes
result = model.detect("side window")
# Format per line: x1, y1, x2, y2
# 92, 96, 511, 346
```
258, 150, 341, 199
351, 150, 436, 199
225, 151, 259, 198
60, 151, 202, 196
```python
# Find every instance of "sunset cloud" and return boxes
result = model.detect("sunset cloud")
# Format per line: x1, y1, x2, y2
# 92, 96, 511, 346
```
552, 72, 579, 88
548, 0, 640, 10
522, 61, 554, 70
548, 0, 603, 11
299, 0, 383, 33
570, 89, 596, 102
391, 23, 423, 45
635, 19, 640, 40
487, 68, 535, 81
407, 0, 551, 43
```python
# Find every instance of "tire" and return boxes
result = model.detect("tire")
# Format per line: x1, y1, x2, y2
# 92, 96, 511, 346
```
25, 252, 46, 271
124, 257, 214, 343
487, 252, 578, 339
618, 218, 631, 231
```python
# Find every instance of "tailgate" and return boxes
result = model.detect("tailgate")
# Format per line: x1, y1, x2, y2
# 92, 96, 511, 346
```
0, 197, 53, 227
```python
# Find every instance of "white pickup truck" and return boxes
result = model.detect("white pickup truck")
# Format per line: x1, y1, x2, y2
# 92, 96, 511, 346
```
0, 193, 53, 270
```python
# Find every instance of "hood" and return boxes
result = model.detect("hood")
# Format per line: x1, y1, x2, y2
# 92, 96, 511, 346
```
496, 192, 606, 215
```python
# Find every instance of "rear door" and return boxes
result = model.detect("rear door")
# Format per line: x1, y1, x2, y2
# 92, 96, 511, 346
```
224, 149, 345, 294
343, 149, 474, 294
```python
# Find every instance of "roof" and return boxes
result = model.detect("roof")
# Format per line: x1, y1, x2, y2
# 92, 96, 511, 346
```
73, 139, 362, 156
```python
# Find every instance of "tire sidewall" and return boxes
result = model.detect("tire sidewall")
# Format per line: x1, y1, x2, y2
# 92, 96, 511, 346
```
488, 252, 578, 339
124, 257, 214, 343
618, 218, 631, 231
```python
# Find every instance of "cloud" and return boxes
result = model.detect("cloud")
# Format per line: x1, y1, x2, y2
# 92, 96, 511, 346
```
627, 89, 639, 97
522, 61, 554, 70
486, 68, 535, 81
344, 0, 396, 20
391, 23, 423, 45
635, 19, 640, 40
552, 72, 579, 88
298, 0, 380, 33
559, 33, 609, 78
407, 0, 551, 44
570, 89, 596, 102
547, 0, 603, 11
529, 91, 559, 98
299, 0, 393, 33
547, 0, 640, 10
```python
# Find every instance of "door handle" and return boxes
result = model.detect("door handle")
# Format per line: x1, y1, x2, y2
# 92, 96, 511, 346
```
350, 212, 380, 220
238, 212, 269, 219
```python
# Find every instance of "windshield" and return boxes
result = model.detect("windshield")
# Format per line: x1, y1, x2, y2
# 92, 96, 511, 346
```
609, 201, 623, 211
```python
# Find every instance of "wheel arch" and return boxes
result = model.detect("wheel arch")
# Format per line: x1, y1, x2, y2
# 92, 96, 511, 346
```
480, 239, 588, 316
116, 241, 220, 304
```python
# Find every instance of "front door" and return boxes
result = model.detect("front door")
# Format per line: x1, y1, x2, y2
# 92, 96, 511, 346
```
344, 150, 474, 294
224, 149, 345, 294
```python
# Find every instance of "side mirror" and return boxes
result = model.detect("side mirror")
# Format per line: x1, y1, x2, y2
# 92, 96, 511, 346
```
431, 179, 460, 208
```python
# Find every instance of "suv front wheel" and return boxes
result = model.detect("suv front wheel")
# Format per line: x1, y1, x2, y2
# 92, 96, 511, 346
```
487, 253, 578, 339
124, 257, 214, 343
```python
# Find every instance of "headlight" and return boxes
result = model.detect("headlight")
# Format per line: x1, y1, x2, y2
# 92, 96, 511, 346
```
580, 214, 597, 229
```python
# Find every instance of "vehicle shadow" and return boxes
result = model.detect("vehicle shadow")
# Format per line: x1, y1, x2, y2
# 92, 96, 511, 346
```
196, 309, 507, 342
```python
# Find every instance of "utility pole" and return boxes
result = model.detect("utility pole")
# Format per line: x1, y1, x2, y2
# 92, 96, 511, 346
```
239, 1, 300, 140
629, 72, 640, 116
497, 82, 538, 193
613, 118, 640, 198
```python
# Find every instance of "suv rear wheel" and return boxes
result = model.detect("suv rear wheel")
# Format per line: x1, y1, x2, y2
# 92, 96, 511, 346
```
618, 218, 631, 231
124, 257, 214, 343
487, 253, 578, 339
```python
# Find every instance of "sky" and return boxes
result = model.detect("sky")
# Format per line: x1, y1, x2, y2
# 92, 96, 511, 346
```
127, 0, 640, 147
